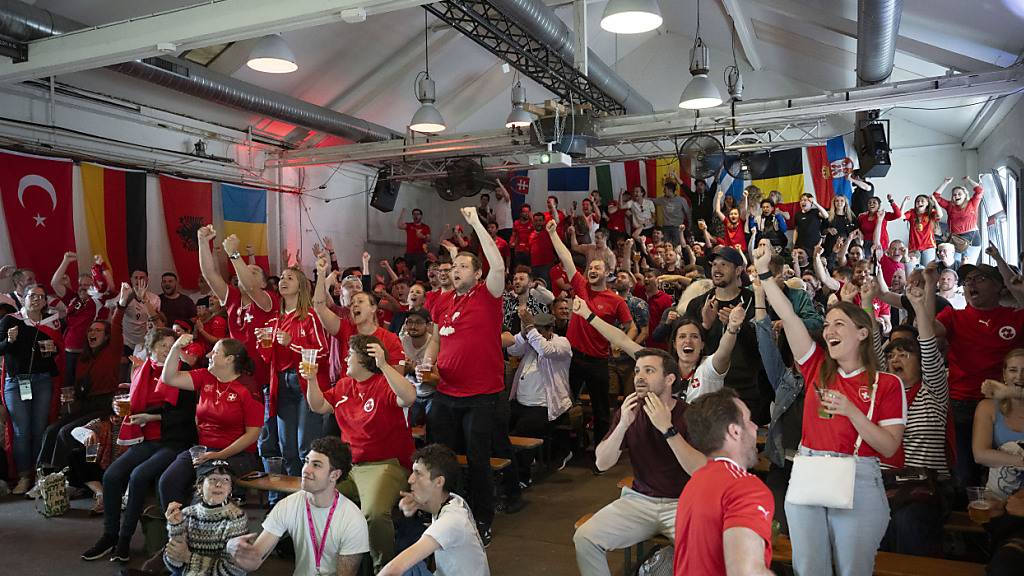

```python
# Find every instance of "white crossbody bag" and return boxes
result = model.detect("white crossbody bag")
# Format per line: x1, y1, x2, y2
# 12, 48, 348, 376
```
786, 379, 877, 509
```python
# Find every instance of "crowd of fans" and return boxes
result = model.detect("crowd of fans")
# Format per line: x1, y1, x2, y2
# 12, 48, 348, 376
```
1, 168, 1023, 575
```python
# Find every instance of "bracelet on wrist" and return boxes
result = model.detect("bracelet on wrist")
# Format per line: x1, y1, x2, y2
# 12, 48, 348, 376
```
586, 312, 597, 323
758, 271, 773, 280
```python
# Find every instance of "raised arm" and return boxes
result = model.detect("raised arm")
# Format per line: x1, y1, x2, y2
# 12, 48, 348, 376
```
571, 296, 641, 358
197, 225, 229, 304
714, 189, 726, 222
396, 208, 408, 230
547, 218, 577, 280
460, 206, 504, 298
932, 176, 953, 207
710, 305, 745, 375
367, 342, 416, 407
160, 334, 198, 391
50, 251, 76, 298
754, 241, 814, 361
813, 244, 841, 292
312, 257, 341, 336
224, 235, 272, 311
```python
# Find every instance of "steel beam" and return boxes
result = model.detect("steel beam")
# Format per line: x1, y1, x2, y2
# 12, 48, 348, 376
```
0, 0, 433, 83
722, 0, 763, 71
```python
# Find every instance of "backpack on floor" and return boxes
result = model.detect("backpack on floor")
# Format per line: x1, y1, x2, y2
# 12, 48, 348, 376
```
634, 543, 674, 576
35, 467, 70, 517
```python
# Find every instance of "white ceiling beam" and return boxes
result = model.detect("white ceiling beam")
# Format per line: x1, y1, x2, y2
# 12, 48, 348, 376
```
0, 0, 433, 83
204, 38, 262, 75
749, 0, 1002, 74
438, 64, 512, 130
721, 0, 763, 71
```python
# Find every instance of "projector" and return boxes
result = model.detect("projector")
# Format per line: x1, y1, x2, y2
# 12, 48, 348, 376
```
528, 151, 572, 168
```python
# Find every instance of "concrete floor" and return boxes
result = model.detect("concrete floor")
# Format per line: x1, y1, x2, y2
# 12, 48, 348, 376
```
0, 456, 634, 576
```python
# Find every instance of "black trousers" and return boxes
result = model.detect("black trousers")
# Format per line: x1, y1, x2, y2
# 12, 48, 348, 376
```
510, 401, 549, 482
428, 391, 498, 527
570, 352, 611, 446
37, 393, 113, 471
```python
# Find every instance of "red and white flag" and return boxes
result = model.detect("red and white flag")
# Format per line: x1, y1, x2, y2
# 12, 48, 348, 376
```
0, 150, 75, 280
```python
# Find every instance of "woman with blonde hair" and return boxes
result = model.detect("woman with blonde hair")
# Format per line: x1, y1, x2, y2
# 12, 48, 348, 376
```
754, 240, 906, 575
972, 348, 1024, 500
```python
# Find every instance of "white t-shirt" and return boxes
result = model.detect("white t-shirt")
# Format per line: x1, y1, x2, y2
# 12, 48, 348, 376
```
682, 355, 727, 404
263, 491, 369, 576
122, 292, 161, 347
626, 198, 656, 231
494, 192, 513, 230
425, 494, 490, 576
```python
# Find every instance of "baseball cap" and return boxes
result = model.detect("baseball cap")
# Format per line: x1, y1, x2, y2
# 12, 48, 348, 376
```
709, 246, 745, 267
196, 460, 235, 480
958, 263, 1003, 286
533, 312, 556, 327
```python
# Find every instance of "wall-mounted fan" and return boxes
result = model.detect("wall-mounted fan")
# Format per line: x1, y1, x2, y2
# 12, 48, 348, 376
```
725, 151, 770, 180
678, 134, 726, 180
447, 158, 490, 198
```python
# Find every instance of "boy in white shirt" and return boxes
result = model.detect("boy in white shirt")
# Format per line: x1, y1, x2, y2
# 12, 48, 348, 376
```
379, 444, 490, 576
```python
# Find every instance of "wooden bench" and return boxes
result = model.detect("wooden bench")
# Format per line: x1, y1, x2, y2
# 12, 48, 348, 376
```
410, 425, 543, 450
454, 455, 512, 471
772, 535, 986, 576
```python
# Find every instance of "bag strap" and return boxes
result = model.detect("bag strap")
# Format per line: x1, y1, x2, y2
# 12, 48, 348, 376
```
853, 374, 879, 457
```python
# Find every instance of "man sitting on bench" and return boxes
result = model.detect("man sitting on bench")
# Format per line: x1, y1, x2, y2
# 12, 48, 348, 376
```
379, 444, 491, 576
573, 348, 705, 576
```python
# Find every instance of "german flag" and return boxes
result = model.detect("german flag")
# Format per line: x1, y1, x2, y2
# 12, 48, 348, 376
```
81, 163, 147, 283
751, 148, 804, 218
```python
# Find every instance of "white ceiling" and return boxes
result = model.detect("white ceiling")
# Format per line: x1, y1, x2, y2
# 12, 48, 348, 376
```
25, 0, 1024, 147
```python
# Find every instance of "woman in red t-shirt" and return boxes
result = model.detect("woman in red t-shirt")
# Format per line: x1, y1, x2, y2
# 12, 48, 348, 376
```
158, 336, 262, 508
933, 176, 985, 265
754, 241, 906, 576
257, 266, 328, 477
903, 194, 941, 265
857, 196, 901, 254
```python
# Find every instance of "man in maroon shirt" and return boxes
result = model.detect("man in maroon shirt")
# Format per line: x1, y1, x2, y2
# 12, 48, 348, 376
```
573, 349, 704, 576
397, 207, 431, 281
547, 219, 635, 449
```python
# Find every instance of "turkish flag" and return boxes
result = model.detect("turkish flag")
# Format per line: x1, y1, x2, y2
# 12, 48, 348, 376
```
159, 174, 212, 291
0, 150, 75, 281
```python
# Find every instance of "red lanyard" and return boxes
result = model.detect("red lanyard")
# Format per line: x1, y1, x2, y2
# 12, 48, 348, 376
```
305, 492, 340, 573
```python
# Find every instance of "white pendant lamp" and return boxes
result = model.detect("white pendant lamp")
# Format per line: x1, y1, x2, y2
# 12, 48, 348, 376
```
600, 0, 663, 34
679, 1, 721, 109
505, 80, 535, 128
409, 12, 446, 134
246, 34, 298, 74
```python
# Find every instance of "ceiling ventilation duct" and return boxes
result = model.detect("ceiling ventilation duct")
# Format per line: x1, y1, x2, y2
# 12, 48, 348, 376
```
0, 0, 400, 143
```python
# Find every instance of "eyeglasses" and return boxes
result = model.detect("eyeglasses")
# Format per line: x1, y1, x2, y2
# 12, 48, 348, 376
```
963, 275, 992, 285
204, 477, 231, 487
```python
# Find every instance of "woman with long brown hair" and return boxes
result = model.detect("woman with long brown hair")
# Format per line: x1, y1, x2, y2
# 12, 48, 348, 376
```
754, 240, 906, 575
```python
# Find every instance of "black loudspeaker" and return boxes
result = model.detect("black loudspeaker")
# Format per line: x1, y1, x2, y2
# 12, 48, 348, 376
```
370, 170, 400, 212
856, 122, 892, 178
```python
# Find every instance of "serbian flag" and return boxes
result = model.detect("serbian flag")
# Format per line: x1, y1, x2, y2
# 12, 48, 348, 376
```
752, 148, 805, 220
805, 135, 856, 209
81, 163, 147, 283
0, 150, 75, 280
159, 175, 212, 291
221, 183, 269, 271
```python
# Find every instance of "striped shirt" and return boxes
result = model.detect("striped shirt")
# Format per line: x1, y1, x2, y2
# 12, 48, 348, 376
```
882, 336, 949, 474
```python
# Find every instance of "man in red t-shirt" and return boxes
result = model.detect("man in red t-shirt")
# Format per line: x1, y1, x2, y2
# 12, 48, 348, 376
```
641, 270, 673, 349
511, 203, 533, 267
50, 251, 111, 378
430, 206, 507, 542
935, 263, 1024, 486
529, 211, 556, 282
303, 333, 416, 572
397, 207, 431, 281
674, 388, 774, 576
547, 218, 634, 446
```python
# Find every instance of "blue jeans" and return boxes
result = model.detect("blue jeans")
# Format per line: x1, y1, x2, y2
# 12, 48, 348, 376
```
276, 369, 324, 477
952, 399, 980, 488
785, 449, 890, 576
101, 441, 178, 542
3, 373, 53, 475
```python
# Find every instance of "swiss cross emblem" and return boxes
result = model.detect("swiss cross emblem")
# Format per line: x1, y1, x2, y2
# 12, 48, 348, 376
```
227, 392, 237, 402
858, 386, 871, 402
203, 384, 213, 393
363, 398, 375, 413
999, 326, 1017, 341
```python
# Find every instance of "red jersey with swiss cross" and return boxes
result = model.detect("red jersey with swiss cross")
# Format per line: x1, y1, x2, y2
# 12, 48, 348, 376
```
323, 373, 414, 470
937, 304, 1024, 400
191, 369, 264, 452
404, 222, 431, 254
567, 272, 632, 357
436, 284, 504, 397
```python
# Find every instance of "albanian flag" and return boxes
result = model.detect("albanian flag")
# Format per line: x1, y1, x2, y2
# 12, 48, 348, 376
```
159, 174, 212, 291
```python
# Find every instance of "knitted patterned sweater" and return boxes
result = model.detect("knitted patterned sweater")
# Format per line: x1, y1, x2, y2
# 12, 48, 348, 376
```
164, 501, 248, 576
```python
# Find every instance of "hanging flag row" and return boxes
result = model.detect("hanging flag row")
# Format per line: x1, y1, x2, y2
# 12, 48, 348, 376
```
0, 149, 273, 291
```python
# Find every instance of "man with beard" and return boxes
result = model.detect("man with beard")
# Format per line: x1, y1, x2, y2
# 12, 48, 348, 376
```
937, 267, 966, 309
573, 349, 703, 576
501, 266, 554, 335
548, 219, 635, 450
684, 246, 768, 424
551, 297, 571, 337
158, 272, 196, 328
570, 228, 617, 273
511, 204, 533, 268
674, 388, 774, 575
529, 211, 557, 284
424, 259, 454, 322
397, 207, 431, 281
934, 263, 1024, 488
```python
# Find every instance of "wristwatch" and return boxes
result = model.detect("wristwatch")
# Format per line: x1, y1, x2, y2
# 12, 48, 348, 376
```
662, 426, 678, 440
228, 251, 242, 260
758, 271, 773, 280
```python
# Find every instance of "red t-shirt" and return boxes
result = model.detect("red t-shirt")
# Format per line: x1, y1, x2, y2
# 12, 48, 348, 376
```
903, 210, 937, 251
567, 272, 632, 357
796, 344, 907, 458
550, 264, 570, 299
259, 309, 330, 416
223, 286, 280, 383
606, 208, 627, 233
718, 217, 746, 249
424, 289, 454, 324
60, 292, 100, 351
857, 203, 900, 247
529, 228, 556, 267
938, 305, 1024, 400
934, 186, 983, 234
673, 458, 774, 576
334, 322, 405, 377
191, 369, 264, 452
878, 256, 903, 286
323, 373, 414, 470
839, 282, 892, 320
436, 284, 504, 397
404, 222, 431, 254
645, 290, 673, 349
512, 219, 532, 252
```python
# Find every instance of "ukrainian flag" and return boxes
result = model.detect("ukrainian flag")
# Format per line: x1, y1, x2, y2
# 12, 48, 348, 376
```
221, 183, 269, 271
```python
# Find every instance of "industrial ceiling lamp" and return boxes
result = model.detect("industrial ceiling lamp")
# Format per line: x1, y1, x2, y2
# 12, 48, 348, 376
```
246, 34, 298, 74
409, 12, 446, 133
679, 0, 722, 109
600, 0, 663, 34
505, 79, 535, 128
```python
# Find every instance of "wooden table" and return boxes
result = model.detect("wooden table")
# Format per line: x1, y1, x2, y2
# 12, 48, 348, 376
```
237, 474, 302, 494
772, 535, 985, 576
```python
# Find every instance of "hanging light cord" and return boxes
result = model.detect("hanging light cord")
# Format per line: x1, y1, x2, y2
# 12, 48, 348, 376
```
423, 10, 430, 77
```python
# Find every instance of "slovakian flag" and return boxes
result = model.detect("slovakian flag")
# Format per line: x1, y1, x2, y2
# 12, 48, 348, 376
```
221, 183, 269, 271
81, 163, 147, 283
0, 150, 75, 281
159, 174, 212, 291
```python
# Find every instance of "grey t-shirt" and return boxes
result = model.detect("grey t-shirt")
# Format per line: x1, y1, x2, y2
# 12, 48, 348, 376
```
655, 195, 689, 227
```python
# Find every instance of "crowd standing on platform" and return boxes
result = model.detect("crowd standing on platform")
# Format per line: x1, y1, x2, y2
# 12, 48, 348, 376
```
2, 170, 1024, 576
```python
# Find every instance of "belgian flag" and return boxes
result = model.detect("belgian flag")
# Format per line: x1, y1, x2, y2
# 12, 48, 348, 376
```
751, 148, 804, 218
81, 163, 147, 283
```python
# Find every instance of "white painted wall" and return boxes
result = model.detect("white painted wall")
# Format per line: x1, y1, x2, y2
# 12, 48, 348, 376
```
978, 97, 1024, 171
